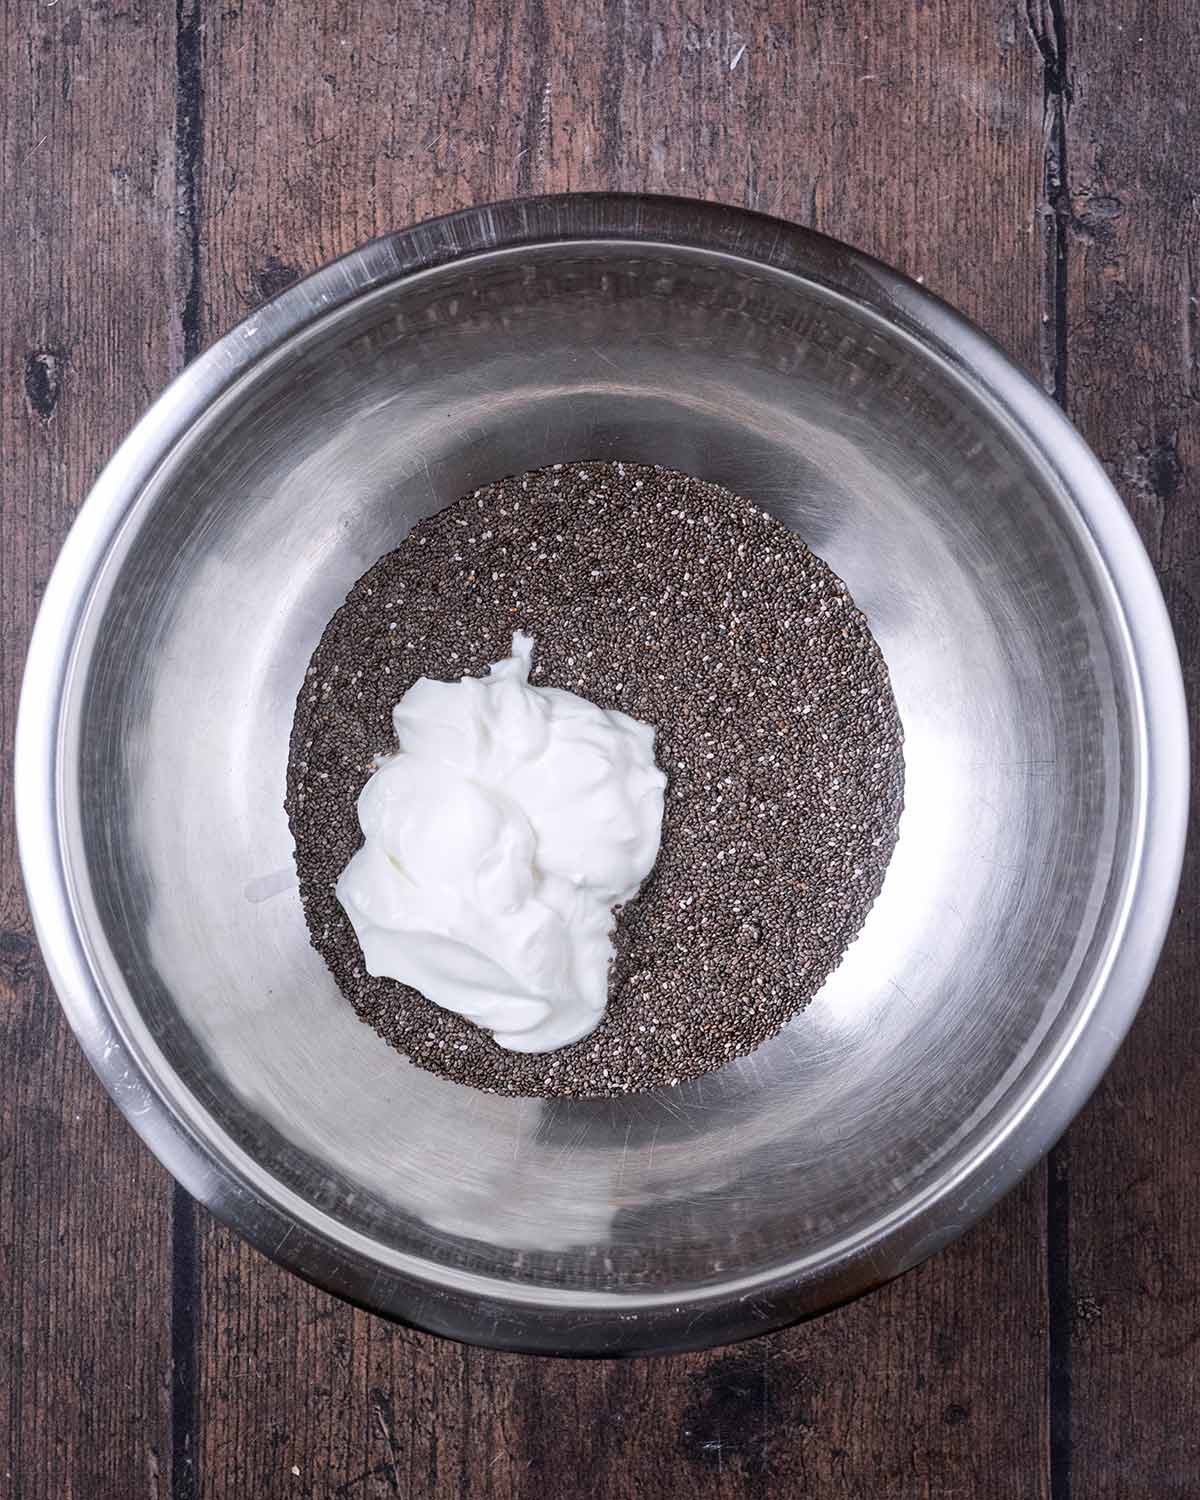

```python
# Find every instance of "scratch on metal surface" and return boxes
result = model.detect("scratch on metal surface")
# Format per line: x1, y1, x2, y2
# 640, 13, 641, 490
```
511, 1106, 529, 1160
550, 1121, 590, 1167
615, 1116, 634, 1193
591, 346, 623, 373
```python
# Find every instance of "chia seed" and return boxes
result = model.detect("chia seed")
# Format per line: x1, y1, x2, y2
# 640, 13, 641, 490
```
286, 462, 904, 1097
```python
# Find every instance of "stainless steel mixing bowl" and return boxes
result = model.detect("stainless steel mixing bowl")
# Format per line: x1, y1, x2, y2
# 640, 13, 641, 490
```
18, 195, 1187, 1354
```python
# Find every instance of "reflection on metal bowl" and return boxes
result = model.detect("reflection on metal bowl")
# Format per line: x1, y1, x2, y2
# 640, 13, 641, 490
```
17, 196, 1187, 1354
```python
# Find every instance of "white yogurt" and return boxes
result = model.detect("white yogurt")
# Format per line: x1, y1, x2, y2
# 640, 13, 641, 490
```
336, 633, 666, 1052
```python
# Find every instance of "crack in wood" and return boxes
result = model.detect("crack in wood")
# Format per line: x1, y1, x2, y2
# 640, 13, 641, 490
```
1026, 6, 1074, 1499
1026, 0, 1072, 406
171, 10, 204, 1500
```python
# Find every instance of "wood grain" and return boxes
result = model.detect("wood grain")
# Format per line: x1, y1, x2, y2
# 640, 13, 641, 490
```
192, 4, 1050, 1498
198, 1177, 1046, 1499
9, 1, 1195, 1497
1058, 3, 1200, 1495
0, 5, 179, 1498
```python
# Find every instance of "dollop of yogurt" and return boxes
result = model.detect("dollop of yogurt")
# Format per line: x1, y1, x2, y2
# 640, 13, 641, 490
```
336, 633, 667, 1053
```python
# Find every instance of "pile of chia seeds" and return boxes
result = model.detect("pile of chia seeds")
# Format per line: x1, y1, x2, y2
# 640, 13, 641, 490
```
286, 462, 904, 1098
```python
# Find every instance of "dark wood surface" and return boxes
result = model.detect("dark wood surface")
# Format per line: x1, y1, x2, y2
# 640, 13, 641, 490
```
1, 3, 1194, 1496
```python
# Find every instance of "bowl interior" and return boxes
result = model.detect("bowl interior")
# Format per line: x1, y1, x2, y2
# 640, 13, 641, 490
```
64, 240, 1133, 1311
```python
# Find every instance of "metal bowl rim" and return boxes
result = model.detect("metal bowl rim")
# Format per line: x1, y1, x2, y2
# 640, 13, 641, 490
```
16, 193, 1189, 1354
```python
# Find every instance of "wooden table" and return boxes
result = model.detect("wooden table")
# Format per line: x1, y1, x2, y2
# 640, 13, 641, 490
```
3, 4, 1196, 1496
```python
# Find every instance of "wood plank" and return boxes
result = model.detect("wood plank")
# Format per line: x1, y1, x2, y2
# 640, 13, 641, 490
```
199, 0, 1043, 362
191, 2, 1052, 1496
0, 4, 178, 1497
202, 1179, 1045, 1499
1059, 3, 1200, 1495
